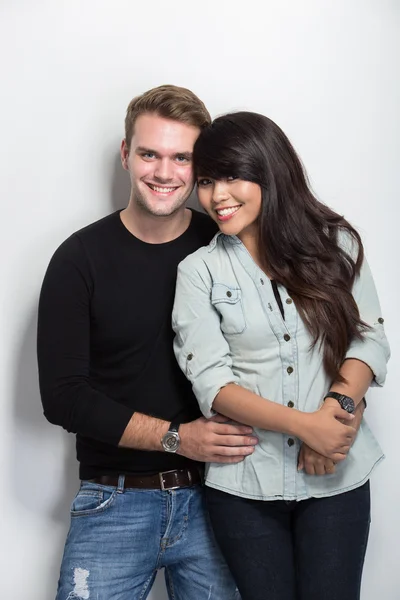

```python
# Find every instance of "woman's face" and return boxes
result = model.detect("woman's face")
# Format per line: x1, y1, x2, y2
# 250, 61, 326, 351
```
197, 177, 262, 241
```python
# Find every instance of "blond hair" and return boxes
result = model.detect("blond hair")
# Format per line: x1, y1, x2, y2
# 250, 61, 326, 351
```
124, 84, 211, 150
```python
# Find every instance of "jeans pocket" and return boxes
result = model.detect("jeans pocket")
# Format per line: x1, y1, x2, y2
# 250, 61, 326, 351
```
71, 484, 117, 517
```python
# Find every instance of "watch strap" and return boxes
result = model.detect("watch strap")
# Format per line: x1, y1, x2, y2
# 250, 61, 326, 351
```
324, 391, 355, 413
168, 421, 180, 434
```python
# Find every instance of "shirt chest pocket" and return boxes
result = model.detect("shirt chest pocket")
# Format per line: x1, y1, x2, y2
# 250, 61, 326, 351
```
211, 283, 246, 335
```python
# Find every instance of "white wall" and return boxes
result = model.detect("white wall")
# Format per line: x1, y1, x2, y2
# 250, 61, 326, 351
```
1, 1, 399, 598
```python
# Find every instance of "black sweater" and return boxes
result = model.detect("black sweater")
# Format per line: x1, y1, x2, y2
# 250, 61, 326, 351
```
37, 209, 217, 479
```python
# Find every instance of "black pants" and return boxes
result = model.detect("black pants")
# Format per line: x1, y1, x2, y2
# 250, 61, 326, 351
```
206, 482, 371, 600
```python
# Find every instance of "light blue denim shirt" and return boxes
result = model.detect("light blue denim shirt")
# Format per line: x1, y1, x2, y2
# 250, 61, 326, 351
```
172, 232, 390, 501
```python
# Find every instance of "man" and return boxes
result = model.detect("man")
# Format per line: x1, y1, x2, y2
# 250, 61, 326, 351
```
37, 85, 258, 599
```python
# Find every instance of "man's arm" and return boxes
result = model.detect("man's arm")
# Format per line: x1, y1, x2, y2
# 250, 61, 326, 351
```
37, 237, 134, 445
38, 237, 257, 462
119, 412, 258, 462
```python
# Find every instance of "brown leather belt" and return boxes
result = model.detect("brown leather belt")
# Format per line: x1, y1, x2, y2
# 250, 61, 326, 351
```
89, 467, 203, 491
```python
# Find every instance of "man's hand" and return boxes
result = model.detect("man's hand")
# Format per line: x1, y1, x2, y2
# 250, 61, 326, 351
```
178, 414, 258, 463
298, 399, 366, 475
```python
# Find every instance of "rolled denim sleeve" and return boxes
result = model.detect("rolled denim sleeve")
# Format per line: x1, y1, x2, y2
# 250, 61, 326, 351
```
172, 256, 239, 418
345, 255, 390, 386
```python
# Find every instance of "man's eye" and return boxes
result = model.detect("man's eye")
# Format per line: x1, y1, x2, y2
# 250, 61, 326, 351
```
175, 155, 190, 163
142, 152, 156, 159
197, 178, 212, 187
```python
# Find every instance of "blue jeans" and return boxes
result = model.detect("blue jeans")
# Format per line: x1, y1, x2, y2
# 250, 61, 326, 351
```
206, 481, 371, 600
55, 476, 238, 600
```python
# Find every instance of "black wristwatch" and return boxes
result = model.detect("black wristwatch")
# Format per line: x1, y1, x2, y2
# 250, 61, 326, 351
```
161, 421, 181, 453
324, 391, 355, 414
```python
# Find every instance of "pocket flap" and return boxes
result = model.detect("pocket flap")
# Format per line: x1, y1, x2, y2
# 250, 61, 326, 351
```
211, 283, 241, 305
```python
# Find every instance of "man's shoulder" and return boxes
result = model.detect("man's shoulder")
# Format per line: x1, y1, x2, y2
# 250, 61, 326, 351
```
57, 211, 119, 251
73, 210, 120, 242
48, 211, 120, 268
188, 209, 218, 240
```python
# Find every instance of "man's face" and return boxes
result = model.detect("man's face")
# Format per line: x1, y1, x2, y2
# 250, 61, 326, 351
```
121, 113, 201, 217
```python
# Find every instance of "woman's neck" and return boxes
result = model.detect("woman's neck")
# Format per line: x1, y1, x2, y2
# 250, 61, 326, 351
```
238, 228, 269, 275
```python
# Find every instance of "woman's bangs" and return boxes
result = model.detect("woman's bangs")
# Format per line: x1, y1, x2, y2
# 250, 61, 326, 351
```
194, 140, 246, 181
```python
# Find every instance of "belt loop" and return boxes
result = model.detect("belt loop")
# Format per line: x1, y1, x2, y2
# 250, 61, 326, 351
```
117, 474, 125, 493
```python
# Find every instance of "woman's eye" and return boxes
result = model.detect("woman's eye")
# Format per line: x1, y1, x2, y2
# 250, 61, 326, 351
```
226, 176, 238, 182
197, 178, 212, 187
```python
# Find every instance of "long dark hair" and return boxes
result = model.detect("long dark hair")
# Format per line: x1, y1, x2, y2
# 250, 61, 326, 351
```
193, 112, 367, 381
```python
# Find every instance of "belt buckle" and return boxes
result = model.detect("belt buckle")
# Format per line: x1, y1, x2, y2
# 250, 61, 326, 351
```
159, 469, 183, 491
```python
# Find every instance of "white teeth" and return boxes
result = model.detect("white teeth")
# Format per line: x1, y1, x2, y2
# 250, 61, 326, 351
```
217, 206, 240, 217
149, 184, 177, 193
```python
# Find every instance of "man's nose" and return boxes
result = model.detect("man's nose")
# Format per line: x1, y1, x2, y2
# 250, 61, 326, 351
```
154, 158, 174, 182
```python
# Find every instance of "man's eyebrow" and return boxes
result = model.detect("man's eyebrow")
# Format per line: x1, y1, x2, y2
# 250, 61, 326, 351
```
135, 146, 158, 155
135, 147, 193, 159
174, 152, 193, 160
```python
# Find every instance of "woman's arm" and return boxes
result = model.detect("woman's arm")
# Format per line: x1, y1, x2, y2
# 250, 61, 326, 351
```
298, 241, 390, 475
328, 359, 372, 405
297, 359, 369, 475
341, 237, 390, 385
173, 257, 356, 462
214, 383, 355, 462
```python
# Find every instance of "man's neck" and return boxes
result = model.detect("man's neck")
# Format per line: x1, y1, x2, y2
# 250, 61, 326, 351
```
120, 203, 192, 244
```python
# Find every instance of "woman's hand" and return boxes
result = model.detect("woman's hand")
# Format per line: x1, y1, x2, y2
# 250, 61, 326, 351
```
296, 402, 356, 462
298, 398, 365, 474
298, 444, 337, 475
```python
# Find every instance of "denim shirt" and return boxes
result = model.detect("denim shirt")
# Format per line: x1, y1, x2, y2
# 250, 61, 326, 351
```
172, 232, 390, 501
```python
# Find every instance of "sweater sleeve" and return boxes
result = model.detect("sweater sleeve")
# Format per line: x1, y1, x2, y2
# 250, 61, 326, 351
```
37, 235, 134, 445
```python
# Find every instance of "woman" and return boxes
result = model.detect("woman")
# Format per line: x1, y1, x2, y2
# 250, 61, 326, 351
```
172, 112, 389, 600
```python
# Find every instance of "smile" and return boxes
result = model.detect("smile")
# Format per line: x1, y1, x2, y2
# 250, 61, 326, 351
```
146, 183, 180, 195
215, 206, 241, 221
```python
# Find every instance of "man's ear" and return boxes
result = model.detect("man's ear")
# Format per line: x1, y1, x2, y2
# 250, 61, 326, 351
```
120, 139, 129, 171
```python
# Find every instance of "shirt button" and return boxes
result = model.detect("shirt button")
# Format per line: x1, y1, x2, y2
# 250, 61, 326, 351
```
378, 317, 384, 324
287, 366, 294, 374
187, 353, 193, 361
284, 334, 291, 341
260, 278, 264, 285
288, 401, 294, 408
226, 291, 232, 298
287, 438, 295, 447
286, 298, 293, 304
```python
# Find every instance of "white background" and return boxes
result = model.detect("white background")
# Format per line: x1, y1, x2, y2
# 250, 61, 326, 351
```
1, 1, 399, 598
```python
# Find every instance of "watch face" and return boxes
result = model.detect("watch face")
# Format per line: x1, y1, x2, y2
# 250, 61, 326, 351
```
162, 432, 180, 453
341, 395, 355, 413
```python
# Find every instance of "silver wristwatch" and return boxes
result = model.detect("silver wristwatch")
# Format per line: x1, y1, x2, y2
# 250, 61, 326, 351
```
161, 421, 181, 453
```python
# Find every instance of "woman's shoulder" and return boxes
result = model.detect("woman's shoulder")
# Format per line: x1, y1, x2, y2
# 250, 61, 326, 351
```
178, 232, 225, 272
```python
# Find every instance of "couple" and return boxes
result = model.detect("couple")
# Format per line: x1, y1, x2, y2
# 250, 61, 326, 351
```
37, 84, 389, 600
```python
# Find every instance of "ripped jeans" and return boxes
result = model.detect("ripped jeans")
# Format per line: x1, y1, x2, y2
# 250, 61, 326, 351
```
55, 477, 239, 600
